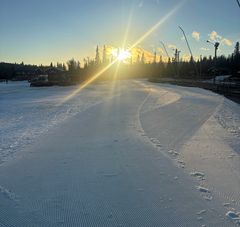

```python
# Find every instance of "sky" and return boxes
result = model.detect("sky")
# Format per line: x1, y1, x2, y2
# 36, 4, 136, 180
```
0, 0, 239, 65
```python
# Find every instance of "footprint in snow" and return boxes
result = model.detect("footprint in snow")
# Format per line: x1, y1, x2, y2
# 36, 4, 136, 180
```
203, 195, 213, 201
0, 185, 18, 202
197, 210, 207, 215
191, 172, 205, 177
197, 186, 210, 193
226, 211, 240, 223
223, 203, 231, 207
191, 171, 205, 180
196, 186, 213, 201
197, 217, 203, 221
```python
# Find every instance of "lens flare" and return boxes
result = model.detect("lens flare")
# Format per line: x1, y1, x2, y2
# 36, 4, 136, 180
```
127, 1, 186, 51
118, 49, 131, 61
59, 0, 187, 104
111, 49, 131, 61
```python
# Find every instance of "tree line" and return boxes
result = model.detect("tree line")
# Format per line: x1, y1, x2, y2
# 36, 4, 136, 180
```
0, 42, 239, 83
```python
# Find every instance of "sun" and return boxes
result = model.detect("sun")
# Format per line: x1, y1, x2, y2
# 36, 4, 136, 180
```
117, 49, 131, 61
112, 48, 131, 62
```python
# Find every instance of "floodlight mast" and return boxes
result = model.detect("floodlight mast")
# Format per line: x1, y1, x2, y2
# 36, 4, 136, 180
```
207, 40, 220, 84
207, 40, 220, 60
174, 49, 181, 77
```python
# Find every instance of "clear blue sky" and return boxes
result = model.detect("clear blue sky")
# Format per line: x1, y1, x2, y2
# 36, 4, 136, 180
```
0, 0, 239, 65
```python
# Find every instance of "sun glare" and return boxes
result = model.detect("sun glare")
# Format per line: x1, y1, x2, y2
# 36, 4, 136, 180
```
112, 49, 131, 62
118, 49, 131, 61
59, 1, 186, 104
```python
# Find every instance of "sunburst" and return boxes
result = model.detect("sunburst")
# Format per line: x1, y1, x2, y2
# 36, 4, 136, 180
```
59, 0, 186, 104
112, 49, 131, 62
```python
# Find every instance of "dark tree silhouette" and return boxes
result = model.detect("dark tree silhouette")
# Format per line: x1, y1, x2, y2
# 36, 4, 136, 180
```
102, 45, 107, 64
67, 59, 78, 72
95, 46, 100, 65
1, 41, 239, 87
141, 53, 145, 64
153, 51, 157, 64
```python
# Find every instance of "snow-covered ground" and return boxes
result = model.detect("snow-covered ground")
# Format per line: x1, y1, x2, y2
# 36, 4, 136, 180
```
203, 75, 232, 83
0, 81, 123, 163
140, 81, 240, 225
0, 80, 239, 226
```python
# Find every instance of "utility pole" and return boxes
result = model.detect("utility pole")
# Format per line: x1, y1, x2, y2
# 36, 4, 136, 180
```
173, 49, 181, 77
174, 49, 181, 63
207, 40, 220, 84
179, 26, 199, 78
207, 41, 220, 60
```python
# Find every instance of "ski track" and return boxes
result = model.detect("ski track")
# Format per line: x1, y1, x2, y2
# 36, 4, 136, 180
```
0, 81, 123, 164
135, 80, 240, 226
0, 80, 239, 226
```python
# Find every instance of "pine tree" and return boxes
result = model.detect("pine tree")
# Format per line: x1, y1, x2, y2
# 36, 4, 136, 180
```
95, 46, 100, 65
57, 62, 63, 70
137, 54, 140, 64
83, 58, 88, 68
233, 42, 240, 77
63, 63, 67, 71
67, 59, 77, 72
159, 55, 163, 63
141, 53, 145, 64
234, 42, 240, 56
102, 45, 107, 64
77, 61, 81, 71
153, 51, 157, 64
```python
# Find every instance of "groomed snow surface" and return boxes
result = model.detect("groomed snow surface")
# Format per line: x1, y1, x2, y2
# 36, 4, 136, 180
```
0, 80, 239, 226
0, 81, 122, 163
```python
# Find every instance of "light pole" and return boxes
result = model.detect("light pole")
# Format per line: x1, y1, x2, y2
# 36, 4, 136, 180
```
207, 40, 220, 84
173, 49, 181, 77
207, 40, 220, 60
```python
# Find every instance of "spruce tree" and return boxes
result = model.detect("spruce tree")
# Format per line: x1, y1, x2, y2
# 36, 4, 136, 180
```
102, 45, 107, 64
141, 53, 145, 64
153, 51, 157, 64
95, 46, 100, 65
